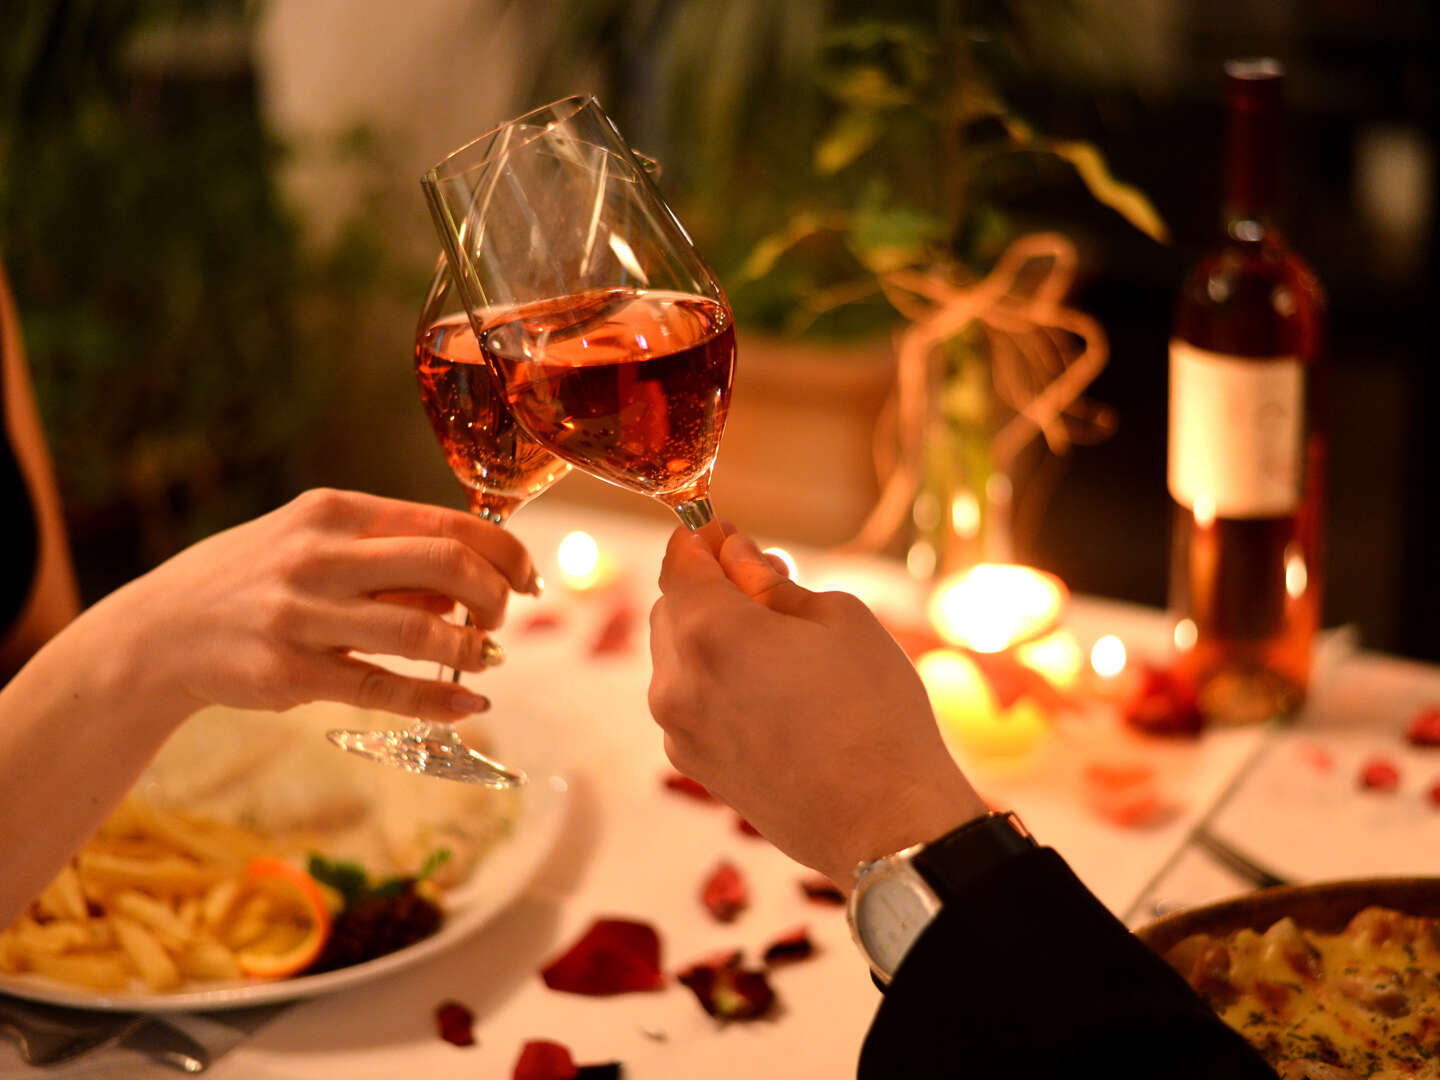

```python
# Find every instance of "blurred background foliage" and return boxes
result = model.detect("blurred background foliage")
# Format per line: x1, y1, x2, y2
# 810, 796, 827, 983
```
0, 0, 391, 591
519, 0, 1159, 338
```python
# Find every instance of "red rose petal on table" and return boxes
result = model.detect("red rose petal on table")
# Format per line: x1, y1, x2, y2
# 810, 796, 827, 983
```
1427, 780, 1440, 807
1359, 758, 1401, 791
522, 612, 564, 633
735, 815, 763, 838
435, 1000, 475, 1047
541, 919, 666, 995
702, 861, 747, 923
1121, 663, 1203, 737
1295, 742, 1334, 773
676, 953, 776, 1021
1083, 761, 1168, 827
1406, 706, 1440, 746
798, 875, 845, 906
762, 926, 815, 966
513, 1040, 578, 1080
589, 605, 636, 656
661, 772, 714, 801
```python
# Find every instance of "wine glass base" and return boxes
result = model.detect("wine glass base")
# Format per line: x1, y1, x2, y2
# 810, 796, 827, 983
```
325, 728, 527, 788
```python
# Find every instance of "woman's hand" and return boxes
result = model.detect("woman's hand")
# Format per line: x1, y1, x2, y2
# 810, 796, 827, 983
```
648, 527, 987, 887
91, 488, 540, 721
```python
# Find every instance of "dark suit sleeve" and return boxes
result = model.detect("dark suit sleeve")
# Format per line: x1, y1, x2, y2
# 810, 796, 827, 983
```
858, 848, 1278, 1080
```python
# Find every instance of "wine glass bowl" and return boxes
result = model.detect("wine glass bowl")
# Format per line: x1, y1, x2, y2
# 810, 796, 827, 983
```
325, 259, 571, 787
414, 261, 573, 524
422, 96, 736, 532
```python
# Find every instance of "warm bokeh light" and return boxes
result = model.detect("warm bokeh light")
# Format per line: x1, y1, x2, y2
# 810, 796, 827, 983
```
928, 564, 1068, 654
950, 491, 981, 538
918, 648, 1047, 756
1016, 630, 1083, 690
762, 546, 798, 580
1173, 618, 1198, 652
1285, 546, 1308, 599
1090, 635, 1128, 679
1193, 493, 1216, 529
906, 540, 937, 580
557, 530, 601, 589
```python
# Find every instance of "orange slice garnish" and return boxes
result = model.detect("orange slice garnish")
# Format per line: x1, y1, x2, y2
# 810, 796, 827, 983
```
235, 857, 332, 979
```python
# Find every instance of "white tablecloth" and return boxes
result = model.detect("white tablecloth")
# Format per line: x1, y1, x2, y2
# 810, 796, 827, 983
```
8, 499, 1437, 1079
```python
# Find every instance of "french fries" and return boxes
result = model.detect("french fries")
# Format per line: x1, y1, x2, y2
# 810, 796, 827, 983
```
0, 798, 326, 993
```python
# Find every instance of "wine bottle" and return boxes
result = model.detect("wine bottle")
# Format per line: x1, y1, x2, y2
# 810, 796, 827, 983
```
1167, 58, 1325, 724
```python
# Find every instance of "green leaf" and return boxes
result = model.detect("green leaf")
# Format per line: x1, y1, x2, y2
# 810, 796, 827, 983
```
814, 110, 883, 174
417, 847, 453, 882
736, 211, 825, 283
307, 855, 369, 909
1044, 139, 1169, 244
818, 64, 912, 109
846, 202, 944, 274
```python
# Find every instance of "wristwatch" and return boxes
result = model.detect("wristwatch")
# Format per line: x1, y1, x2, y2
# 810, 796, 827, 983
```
846, 811, 1036, 984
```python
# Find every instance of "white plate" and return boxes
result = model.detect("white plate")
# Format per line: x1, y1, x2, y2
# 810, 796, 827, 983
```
0, 703, 570, 1013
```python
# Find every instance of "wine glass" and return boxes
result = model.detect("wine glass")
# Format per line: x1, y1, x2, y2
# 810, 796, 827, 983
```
326, 257, 571, 786
420, 96, 735, 539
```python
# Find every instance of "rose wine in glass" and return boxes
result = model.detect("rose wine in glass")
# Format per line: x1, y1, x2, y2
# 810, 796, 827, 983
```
327, 260, 571, 786
422, 97, 735, 536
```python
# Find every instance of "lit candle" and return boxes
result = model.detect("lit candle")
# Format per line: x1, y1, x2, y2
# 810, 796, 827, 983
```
762, 546, 798, 580
1016, 630, 1083, 691
928, 564, 1068, 654
917, 648, 1048, 757
557, 530, 614, 591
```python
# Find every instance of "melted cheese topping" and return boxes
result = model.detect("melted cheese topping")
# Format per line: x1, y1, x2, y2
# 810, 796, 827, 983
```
1165, 908, 1440, 1079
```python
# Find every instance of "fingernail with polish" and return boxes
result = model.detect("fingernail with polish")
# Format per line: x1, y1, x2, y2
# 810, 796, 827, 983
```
450, 691, 490, 714
479, 637, 506, 667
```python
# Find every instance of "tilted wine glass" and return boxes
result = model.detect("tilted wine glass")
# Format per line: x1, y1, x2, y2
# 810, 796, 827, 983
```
326, 258, 571, 786
421, 96, 735, 539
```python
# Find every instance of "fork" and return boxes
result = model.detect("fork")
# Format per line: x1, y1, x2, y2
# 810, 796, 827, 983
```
0, 997, 143, 1067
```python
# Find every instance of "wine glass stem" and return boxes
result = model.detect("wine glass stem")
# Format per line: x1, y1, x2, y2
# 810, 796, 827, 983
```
672, 496, 714, 530
671, 496, 724, 554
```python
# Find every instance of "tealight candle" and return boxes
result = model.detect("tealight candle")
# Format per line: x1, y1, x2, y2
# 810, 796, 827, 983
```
917, 648, 1048, 757
1015, 630, 1083, 691
928, 564, 1068, 655
557, 530, 614, 591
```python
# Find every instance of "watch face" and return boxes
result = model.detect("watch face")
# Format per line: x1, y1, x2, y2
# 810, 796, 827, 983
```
855, 874, 939, 976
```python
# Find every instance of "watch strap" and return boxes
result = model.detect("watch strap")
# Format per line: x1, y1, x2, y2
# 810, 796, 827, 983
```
909, 811, 1037, 902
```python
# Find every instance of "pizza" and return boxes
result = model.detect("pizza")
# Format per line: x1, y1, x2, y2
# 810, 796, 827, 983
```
1163, 906, 1440, 1078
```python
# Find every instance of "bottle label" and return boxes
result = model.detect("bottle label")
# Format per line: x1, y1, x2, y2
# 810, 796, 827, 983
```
1168, 341, 1303, 517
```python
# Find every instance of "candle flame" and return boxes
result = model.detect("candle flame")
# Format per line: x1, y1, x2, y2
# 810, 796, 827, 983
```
928, 564, 1067, 654
557, 530, 601, 588
1090, 635, 1127, 679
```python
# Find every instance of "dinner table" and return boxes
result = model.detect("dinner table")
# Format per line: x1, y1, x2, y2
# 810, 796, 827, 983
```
3, 497, 1438, 1079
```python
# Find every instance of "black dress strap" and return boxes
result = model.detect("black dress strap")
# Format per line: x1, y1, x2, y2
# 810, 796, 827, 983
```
1, 293, 41, 639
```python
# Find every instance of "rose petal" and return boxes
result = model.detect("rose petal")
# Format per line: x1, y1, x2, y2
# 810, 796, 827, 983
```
676, 953, 776, 1021
541, 918, 666, 995
702, 861, 747, 923
514, 1040, 578, 1080
1121, 663, 1203, 737
590, 605, 635, 656
1084, 761, 1168, 827
1359, 758, 1401, 791
523, 612, 564, 633
662, 772, 714, 801
1406, 706, 1440, 747
435, 1000, 475, 1047
798, 876, 845, 906
1295, 742, 1334, 772
1428, 780, 1440, 808
762, 926, 815, 965
735, 815, 763, 838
